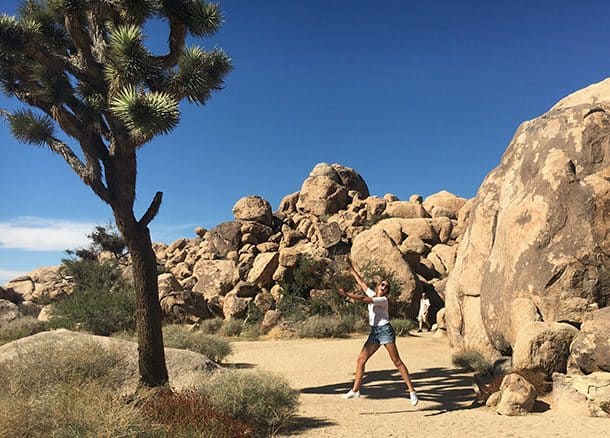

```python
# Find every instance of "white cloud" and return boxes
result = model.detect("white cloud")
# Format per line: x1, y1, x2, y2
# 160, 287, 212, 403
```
0, 217, 97, 251
0, 269, 27, 285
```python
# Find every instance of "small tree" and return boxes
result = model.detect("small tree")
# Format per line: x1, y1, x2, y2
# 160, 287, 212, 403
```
0, 1, 232, 386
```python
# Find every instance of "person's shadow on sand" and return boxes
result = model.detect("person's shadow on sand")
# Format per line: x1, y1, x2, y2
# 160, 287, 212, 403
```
301, 367, 478, 416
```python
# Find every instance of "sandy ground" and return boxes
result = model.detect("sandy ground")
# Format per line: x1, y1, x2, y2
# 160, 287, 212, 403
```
229, 332, 607, 438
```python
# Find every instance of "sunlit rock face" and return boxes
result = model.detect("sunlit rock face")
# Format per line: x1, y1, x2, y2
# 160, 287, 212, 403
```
446, 78, 610, 356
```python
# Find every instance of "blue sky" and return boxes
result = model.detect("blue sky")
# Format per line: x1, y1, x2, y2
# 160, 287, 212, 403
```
2, 0, 610, 283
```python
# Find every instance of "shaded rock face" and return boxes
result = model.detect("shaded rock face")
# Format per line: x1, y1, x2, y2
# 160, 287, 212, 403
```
446, 79, 610, 355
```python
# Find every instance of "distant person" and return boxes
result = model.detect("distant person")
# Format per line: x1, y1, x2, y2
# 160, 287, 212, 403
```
417, 292, 431, 332
337, 258, 418, 406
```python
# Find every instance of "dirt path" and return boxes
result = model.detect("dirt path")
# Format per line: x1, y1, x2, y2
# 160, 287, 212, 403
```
230, 332, 607, 438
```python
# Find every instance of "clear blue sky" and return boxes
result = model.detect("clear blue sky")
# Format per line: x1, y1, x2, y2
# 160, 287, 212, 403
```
1, 0, 610, 283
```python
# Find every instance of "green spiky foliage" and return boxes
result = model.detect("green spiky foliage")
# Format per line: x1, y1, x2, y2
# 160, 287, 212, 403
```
0, 0, 232, 388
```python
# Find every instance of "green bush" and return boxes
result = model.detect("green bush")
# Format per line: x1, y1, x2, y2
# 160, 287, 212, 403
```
451, 349, 494, 375
218, 319, 243, 337
198, 317, 224, 334
296, 315, 350, 338
48, 260, 135, 336
392, 318, 416, 336
197, 369, 299, 437
0, 317, 48, 346
163, 324, 232, 363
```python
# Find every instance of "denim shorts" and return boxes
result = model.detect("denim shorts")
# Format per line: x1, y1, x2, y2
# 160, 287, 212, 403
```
365, 323, 396, 345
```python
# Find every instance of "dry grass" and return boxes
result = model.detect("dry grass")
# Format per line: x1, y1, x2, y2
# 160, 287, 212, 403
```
0, 317, 48, 346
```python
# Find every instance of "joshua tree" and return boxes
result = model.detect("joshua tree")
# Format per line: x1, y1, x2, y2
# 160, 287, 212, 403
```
0, 0, 232, 387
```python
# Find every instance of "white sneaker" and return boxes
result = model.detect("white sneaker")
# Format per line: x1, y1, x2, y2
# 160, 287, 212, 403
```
342, 390, 360, 399
410, 391, 419, 406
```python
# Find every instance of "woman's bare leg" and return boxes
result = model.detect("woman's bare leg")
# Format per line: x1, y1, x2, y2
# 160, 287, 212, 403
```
351, 342, 380, 392
383, 342, 415, 393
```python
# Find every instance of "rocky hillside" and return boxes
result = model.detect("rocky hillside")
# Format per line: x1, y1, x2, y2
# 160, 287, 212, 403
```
1, 162, 468, 325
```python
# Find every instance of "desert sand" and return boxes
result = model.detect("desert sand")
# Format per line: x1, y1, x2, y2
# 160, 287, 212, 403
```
230, 332, 607, 438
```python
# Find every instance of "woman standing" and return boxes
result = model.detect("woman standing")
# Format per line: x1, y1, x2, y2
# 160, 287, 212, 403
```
338, 259, 418, 406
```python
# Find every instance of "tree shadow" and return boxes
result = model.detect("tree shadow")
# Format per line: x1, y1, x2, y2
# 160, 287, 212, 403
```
280, 416, 337, 436
301, 367, 478, 416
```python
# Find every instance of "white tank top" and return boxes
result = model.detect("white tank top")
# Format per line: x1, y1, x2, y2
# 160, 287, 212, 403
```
365, 288, 389, 327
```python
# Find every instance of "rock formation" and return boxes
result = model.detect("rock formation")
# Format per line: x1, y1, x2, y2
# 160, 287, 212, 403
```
446, 79, 610, 366
2, 162, 467, 326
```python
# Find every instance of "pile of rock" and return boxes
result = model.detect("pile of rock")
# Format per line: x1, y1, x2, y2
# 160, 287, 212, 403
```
1, 163, 468, 332
150, 162, 468, 326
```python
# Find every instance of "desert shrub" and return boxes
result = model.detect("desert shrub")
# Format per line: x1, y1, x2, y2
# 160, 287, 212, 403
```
0, 381, 155, 438
199, 317, 224, 334
451, 349, 494, 375
140, 389, 254, 437
219, 318, 243, 337
163, 324, 232, 363
197, 369, 299, 437
244, 301, 264, 326
240, 324, 262, 341
392, 318, 416, 336
278, 255, 327, 321
48, 259, 135, 335
0, 340, 130, 396
0, 317, 48, 345
296, 315, 350, 338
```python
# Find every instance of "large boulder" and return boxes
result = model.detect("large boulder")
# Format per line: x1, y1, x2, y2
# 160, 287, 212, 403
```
296, 175, 349, 216
512, 322, 578, 377
232, 195, 273, 226
246, 252, 279, 287
422, 190, 468, 219
568, 307, 610, 374
351, 227, 422, 316
0, 329, 217, 394
330, 163, 369, 198
192, 259, 240, 299
205, 222, 242, 257
446, 79, 610, 355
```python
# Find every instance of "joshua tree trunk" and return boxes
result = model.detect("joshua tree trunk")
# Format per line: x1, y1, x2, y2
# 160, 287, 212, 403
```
114, 209, 168, 387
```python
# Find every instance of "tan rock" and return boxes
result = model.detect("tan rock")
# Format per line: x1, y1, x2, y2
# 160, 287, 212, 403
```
223, 291, 249, 319
232, 195, 273, 225
5, 277, 35, 300
351, 227, 422, 316
384, 201, 426, 219
568, 307, 610, 374
296, 175, 349, 216
513, 322, 578, 377
247, 252, 279, 287
446, 79, 610, 356
278, 192, 299, 216
552, 371, 610, 418
157, 273, 181, 300
254, 291, 274, 312
261, 309, 282, 332
496, 373, 537, 416
423, 190, 468, 220
192, 259, 239, 299
0, 299, 20, 325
